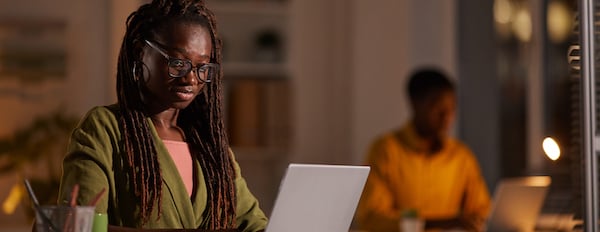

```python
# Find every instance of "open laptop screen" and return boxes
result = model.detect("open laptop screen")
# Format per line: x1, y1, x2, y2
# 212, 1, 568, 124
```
485, 176, 551, 232
265, 163, 370, 232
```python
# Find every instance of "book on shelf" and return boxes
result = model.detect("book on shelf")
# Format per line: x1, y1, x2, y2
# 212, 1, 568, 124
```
225, 77, 290, 149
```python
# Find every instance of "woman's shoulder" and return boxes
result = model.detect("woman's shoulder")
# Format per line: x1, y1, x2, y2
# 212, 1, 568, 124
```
76, 104, 121, 131
85, 104, 119, 117
81, 104, 120, 120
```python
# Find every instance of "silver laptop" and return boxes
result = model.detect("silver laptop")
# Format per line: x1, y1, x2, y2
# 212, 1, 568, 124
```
485, 176, 551, 232
265, 163, 370, 232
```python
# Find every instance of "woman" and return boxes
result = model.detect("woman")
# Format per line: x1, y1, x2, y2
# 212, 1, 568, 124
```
57, 0, 268, 231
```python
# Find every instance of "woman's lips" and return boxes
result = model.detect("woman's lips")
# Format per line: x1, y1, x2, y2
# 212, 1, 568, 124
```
172, 86, 195, 100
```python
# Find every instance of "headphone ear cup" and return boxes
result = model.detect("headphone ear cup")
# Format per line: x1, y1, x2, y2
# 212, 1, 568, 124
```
133, 61, 142, 82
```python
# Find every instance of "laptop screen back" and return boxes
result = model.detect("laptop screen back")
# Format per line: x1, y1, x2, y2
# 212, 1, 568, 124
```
486, 176, 551, 232
265, 163, 370, 232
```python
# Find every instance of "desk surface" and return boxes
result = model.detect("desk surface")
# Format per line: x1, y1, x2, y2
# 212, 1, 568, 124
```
107, 225, 242, 232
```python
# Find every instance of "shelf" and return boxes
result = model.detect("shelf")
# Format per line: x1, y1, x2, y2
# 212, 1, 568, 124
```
208, 1, 288, 17
212, 0, 291, 164
222, 62, 288, 78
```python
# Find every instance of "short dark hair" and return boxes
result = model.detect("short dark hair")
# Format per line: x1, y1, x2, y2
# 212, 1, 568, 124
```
407, 68, 455, 103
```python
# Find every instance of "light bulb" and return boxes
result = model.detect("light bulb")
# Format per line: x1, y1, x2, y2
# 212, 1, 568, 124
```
542, 137, 560, 161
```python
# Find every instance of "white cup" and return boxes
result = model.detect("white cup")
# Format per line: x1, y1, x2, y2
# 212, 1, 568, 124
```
400, 217, 424, 232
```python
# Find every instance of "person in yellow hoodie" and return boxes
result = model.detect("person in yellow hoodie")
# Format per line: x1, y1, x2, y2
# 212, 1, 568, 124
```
57, 1, 267, 231
355, 68, 491, 232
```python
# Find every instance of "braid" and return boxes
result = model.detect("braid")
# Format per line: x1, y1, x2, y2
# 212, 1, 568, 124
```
116, 0, 237, 228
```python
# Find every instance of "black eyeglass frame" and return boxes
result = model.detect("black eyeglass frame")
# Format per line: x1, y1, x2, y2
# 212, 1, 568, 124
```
144, 40, 218, 83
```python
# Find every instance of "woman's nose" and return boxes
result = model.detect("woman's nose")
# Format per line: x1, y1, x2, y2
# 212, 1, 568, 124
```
181, 69, 199, 85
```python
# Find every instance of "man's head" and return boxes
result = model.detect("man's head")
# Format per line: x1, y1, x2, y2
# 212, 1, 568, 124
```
407, 68, 456, 143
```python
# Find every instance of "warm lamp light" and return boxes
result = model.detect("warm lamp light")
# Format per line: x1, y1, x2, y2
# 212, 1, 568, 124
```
494, 0, 513, 24
542, 137, 561, 161
493, 0, 514, 40
512, 6, 532, 42
547, 0, 573, 43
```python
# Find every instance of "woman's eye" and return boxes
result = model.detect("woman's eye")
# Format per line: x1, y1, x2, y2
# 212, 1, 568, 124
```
170, 59, 187, 69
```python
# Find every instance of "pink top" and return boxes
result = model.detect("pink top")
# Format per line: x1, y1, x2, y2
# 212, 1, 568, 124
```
163, 140, 194, 197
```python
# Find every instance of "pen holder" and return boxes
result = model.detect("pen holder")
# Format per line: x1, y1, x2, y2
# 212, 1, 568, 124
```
35, 205, 95, 232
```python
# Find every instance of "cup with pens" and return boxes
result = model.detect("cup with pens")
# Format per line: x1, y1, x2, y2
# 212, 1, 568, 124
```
25, 179, 107, 232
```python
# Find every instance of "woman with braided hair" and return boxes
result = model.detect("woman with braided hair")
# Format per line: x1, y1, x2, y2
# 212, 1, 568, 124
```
57, 0, 268, 231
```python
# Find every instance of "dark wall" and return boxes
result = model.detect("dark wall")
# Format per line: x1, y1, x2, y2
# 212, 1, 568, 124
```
457, 0, 502, 191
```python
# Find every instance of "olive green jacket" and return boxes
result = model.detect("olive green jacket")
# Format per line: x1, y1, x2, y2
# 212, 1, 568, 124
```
58, 105, 268, 231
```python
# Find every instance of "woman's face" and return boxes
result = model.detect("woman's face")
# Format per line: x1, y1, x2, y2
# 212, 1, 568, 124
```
140, 22, 213, 113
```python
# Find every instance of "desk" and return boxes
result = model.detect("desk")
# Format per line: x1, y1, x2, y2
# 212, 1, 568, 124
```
535, 213, 583, 231
107, 225, 242, 232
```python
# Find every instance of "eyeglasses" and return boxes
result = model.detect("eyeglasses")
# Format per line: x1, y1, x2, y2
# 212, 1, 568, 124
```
144, 40, 218, 83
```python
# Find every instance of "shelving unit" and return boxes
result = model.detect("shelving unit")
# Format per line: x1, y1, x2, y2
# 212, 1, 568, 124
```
208, 1, 288, 71
208, 0, 291, 216
209, 0, 290, 149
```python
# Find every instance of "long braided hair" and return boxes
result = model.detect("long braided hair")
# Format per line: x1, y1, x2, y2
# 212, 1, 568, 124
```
116, 0, 236, 228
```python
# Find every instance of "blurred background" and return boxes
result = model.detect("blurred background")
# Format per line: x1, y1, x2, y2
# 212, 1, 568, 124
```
0, 0, 581, 230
